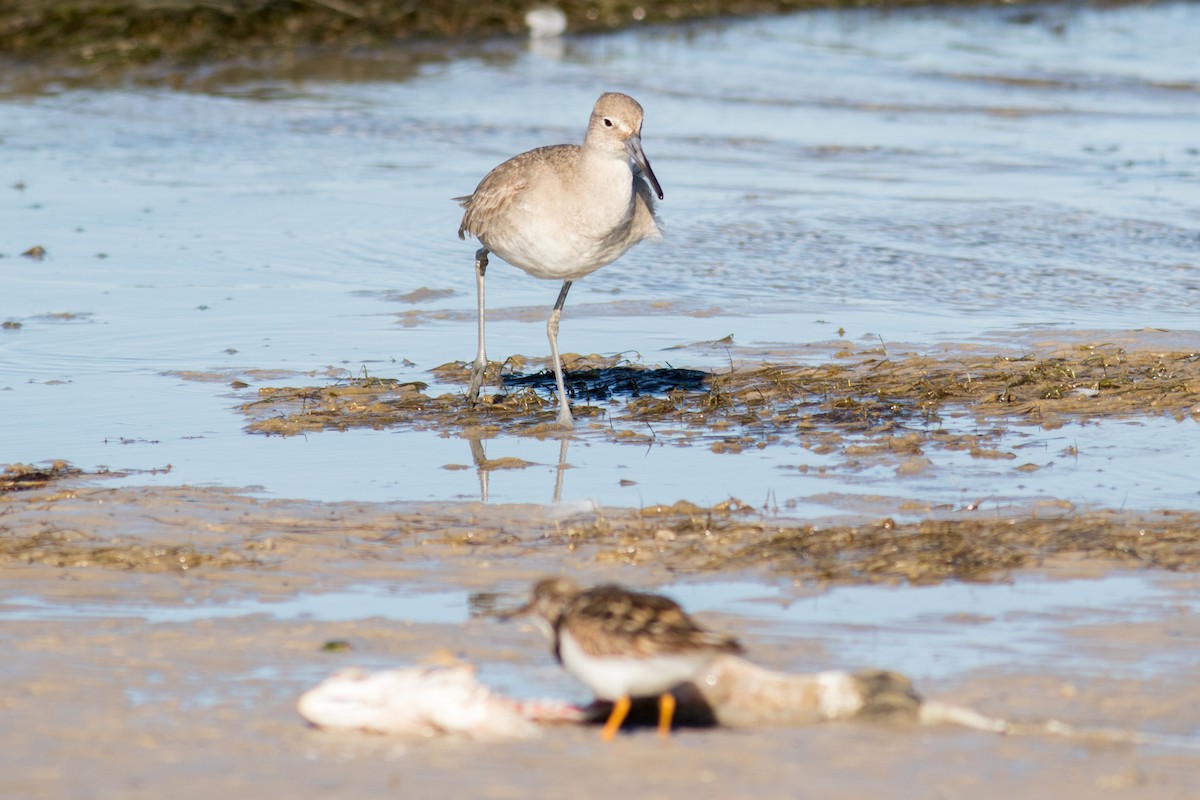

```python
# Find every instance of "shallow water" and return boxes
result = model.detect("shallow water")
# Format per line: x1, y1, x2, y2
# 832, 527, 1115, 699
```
3, 2, 1199, 514
5, 569, 1196, 689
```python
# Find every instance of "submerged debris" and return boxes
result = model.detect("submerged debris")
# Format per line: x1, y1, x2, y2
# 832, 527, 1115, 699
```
0, 461, 80, 493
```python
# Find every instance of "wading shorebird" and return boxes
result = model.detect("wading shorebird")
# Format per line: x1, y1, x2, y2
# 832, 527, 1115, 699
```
456, 92, 664, 429
510, 577, 743, 741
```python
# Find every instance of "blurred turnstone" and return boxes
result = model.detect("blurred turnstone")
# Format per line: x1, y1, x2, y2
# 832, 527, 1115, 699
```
511, 577, 743, 741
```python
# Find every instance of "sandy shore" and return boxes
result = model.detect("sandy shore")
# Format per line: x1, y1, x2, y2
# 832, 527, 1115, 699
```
2, 478, 1199, 798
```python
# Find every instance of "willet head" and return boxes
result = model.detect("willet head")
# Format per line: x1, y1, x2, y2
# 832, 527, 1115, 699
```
587, 92, 664, 200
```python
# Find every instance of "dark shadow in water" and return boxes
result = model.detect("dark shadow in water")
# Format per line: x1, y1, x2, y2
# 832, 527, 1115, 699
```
580, 686, 721, 731
504, 366, 710, 401
463, 367, 709, 503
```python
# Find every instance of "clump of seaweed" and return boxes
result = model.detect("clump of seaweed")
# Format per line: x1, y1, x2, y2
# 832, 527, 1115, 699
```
241, 374, 575, 437
238, 346, 1200, 456
544, 504, 1200, 585
0, 529, 260, 572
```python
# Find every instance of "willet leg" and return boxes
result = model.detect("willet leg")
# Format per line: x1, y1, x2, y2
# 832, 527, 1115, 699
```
467, 248, 489, 405
552, 437, 569, 502
547, 280, 574, 429
468, 436, 489, 502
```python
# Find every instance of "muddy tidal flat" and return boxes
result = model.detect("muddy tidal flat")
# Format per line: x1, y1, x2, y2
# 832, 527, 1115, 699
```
3, 2, 1200, 798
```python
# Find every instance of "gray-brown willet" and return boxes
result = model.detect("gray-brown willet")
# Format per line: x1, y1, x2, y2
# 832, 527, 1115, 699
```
456, 92, 664, 429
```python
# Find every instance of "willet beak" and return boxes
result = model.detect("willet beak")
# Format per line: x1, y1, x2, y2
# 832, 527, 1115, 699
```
625, 134, 664, 201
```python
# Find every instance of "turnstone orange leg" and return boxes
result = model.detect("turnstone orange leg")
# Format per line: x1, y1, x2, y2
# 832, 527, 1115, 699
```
600, 695, 633, 742
657, 692, 677, 738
